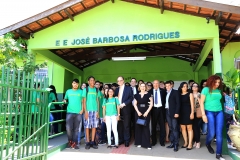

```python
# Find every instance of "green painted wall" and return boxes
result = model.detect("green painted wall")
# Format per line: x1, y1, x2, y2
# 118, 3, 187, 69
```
28, 0, 218, 50
222, 42, 240, 77
83, 57, 209, 83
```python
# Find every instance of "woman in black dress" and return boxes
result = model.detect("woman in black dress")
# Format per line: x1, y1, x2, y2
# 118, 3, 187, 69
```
133, 83, 153, 149
178, 82, 194, 150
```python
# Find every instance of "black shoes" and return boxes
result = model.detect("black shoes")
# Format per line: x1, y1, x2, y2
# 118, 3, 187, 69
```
206, 145, 215, 154
216, 154, 224, 160
160, 143, 165, 147
181, 145, 187, 148
174, 144, 178, 152
85, 143, 90, 150
167, 143, 174, 148
91, 143, 98, 149
125, 141, 129, 147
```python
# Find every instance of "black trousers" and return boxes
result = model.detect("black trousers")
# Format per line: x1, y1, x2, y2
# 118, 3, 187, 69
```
193, 113, 201, 143
166, 109, 179, 145
151, 107, 166, 145
118, 114, 131, 142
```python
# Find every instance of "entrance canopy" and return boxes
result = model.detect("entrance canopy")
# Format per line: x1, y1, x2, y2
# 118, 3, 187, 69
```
0, 0, 239, 73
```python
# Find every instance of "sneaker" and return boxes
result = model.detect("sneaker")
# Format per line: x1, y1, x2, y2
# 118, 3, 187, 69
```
137, 145, 141, 148
98, 140, 106, 146
90, 143, 98, 149
213, 139, 216, 143
112, 145, 118, 148
71, 142, 79, 149
216, 154, 225, 160
67, 141, 72, 148
147, 147, 152, 150
85, 143, 90, 150
227, 144, 237, 149
206, 145, 215, 154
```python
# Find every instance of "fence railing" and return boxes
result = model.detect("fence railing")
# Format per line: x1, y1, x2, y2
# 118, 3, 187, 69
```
0, 67, 49, 160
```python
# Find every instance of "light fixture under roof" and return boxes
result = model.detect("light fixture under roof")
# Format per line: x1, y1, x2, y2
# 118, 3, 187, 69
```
112, 57, 146, 61
236, 27, 240, 34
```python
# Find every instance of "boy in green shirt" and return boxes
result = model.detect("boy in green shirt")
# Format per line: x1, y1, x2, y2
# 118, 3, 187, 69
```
63, 79, 83, 149
83, 76, 101, 149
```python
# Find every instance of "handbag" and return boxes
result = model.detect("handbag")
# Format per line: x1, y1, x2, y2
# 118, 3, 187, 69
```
196, 107, 202, 118
136, 117, 147, 126
195, 94, 202, 118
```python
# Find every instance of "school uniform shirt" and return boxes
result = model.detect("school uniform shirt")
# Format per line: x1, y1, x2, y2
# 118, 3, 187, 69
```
48, 92, 56, 110
82, 87, 101, 111
64, 89, 83, 114
31, 90, 40, 113
201, 87, 222, 112
98, 91, 104, 118
102, 98, 120, 116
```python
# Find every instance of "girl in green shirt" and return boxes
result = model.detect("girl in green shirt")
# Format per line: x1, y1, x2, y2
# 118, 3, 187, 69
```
200, 75, 224, 160
103, 88, 120, 148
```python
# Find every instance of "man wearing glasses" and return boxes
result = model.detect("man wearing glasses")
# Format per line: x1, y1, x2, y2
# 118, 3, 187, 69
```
115, 76, 133, 147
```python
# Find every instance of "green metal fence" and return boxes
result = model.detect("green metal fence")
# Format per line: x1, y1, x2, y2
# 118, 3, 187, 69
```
0, 67, 50, 160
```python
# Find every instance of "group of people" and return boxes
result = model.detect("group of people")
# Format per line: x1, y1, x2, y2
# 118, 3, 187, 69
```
60, 75, 234, 160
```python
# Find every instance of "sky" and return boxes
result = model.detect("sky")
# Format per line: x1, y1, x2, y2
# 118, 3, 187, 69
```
0, 0, 67, 30
0, 0, 239, 33
204, 0, 240, 6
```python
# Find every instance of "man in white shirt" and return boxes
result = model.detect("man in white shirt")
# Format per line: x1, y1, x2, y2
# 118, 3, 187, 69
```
115, 76, 133, 147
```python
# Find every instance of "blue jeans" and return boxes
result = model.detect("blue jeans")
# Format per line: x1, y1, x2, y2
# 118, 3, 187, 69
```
205, 110, 224, 155
78, 114, 86, 143
202, 121, 208, 134
66, 113, 82, 143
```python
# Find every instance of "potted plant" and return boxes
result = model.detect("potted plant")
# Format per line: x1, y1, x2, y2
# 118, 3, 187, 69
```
224, 67, 240, 151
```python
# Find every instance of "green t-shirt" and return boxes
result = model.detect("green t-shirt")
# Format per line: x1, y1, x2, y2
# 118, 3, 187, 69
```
102, 97, 120, 116
82, 87, 101, 111
98, 91, 104, 118
31, 91, 40, 113
201, 87, 222, 112
48, 92, 57, 110
64, 89, 83, 114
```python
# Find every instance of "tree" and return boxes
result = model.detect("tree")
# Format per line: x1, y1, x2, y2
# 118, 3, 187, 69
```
0, 33, 47, 73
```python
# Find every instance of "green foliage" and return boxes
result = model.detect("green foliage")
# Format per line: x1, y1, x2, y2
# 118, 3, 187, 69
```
223, 67, 239, 90
235, 110, 239, 121
0, 33, 47, 74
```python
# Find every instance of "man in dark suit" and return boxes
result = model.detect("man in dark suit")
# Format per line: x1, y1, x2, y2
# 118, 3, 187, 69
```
130, 78, 139, 139
115, 76, 133, 147
151, 80, 166, 146
165, 80, 180, 152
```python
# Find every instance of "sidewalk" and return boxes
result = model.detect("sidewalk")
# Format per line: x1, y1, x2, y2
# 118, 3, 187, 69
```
48, 135, 233, 160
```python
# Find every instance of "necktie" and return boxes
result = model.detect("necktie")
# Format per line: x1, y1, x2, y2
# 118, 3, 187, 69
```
155, 90, 158, 105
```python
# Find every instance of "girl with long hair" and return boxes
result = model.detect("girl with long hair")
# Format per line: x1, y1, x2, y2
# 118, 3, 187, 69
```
103, 88, 120, 148
200, 75, 224, 160
178, 82, 194, 150
191, 82, 201, 149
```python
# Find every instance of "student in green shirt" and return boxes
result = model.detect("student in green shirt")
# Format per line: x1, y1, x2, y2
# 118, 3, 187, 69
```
95, 81, 107, 145
200, 75, 224, 160
103, 88, 120, 148
49, 85, 59, 134
83, 76, 101, 150
63, 79, 83, 150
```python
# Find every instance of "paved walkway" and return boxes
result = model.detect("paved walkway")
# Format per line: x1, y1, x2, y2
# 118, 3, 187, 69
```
48, 135, 233, 160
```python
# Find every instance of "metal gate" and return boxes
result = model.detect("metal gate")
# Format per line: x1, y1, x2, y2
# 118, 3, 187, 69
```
0, 67, 49, 160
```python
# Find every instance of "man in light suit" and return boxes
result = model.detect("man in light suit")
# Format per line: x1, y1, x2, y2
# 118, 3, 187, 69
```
165, 80, 180, 152
115, 76, 133, 147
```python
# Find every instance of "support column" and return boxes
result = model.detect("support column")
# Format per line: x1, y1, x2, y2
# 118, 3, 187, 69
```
194, 71, 199, 83
212, 37, 222, 75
